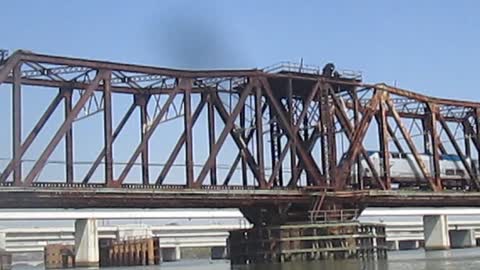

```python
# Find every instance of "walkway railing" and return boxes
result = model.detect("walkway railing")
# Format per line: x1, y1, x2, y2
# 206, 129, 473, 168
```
308, 209, 360, 223
263, 61, 363, 80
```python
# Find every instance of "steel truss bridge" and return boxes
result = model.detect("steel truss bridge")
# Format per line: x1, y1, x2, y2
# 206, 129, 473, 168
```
1, 49, 480, 224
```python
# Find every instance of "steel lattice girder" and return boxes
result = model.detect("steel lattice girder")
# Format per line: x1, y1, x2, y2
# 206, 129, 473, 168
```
1, 50, 480, 193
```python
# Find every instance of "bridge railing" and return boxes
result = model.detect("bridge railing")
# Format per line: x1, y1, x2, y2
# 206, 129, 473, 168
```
263, 61, 363, 80
308, 209, 360, 223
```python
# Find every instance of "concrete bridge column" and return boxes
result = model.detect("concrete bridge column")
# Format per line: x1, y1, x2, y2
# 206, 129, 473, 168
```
0, 232, 5, 250
74, 219, 99, 267
161, 246, 181, 262
449, 229, 476, 248
423, 215, 450, 250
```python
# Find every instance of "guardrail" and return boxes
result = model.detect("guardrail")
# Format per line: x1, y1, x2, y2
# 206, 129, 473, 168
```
263, 61, 362, 81
308, 209, 360, 223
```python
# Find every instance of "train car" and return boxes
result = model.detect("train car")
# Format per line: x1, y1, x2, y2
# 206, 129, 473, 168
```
352, 151, 477, 189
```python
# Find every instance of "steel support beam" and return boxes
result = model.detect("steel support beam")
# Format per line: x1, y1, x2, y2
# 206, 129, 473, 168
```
139, 95, 150, 185
184, 87, 194, 187
103, 72, 114, 185
0, 52, 21, 86
207, 94, 217, 185
155, 96, 206, 185
260, 77, 325, 186
427, 103, 441, 188
23, 70, 108, 186
195, 82, 259, 187
272, 82, 319, 187
378, 93, 391, 189
438, 114, 479, 189
12, 63, 22, 185
116, 81, 185, 185
62, 88, 74, 184
0, 92, 63, 183
222, 104, 268, 186
239, 108, 248, 186
255, 87, 265, 185
386, 98, 439, 191
335, 91, 383, 190
82, 103, 136, 184
287, 79, 298, 185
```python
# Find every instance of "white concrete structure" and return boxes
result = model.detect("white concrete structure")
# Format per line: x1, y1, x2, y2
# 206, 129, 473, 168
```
2, 207, 480, 258
363, 207, 480, 216
116, 224, 152, 240
0, 232, 5, 250
0, 209, 243, 220
74, 219, 99, 267
1, 224, 246, 253
449, 229, 476, 248
3, 220, 480, 255
423, 215, 450, 250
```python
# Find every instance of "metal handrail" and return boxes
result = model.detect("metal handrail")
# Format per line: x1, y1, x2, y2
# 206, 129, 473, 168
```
263, 61, 363, 81
308, 209, 359, 223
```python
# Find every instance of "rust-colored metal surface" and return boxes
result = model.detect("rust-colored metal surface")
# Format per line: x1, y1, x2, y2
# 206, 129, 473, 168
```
1, 50, 480, 212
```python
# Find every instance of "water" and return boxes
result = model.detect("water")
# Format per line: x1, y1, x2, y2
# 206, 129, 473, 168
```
12, 248, 480, 270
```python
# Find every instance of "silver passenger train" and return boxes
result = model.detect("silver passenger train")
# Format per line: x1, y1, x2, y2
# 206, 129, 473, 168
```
354, 151, 478, 188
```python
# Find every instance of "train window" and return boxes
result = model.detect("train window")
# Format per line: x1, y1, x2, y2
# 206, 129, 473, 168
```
456, 170, 465, 177
445, 169, 455, 176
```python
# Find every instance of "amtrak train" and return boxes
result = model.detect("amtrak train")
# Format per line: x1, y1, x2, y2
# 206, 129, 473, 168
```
354, 151, 478, 188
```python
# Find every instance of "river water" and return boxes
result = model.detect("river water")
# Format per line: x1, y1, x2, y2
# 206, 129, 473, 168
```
153, 248, 480, 270
13, 248, 480, 270
165, 248, 480, 270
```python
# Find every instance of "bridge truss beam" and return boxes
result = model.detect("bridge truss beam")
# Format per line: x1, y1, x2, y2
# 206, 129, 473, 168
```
0, 50, 479, 195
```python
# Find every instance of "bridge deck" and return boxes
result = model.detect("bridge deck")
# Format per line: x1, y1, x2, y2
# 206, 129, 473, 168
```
1, 187, 480, 208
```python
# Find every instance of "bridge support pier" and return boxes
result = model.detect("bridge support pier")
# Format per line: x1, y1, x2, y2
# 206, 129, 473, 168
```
0, 232, 5, 250
74, 219, 99, 267
423, 215, 450, 250
229, 222, 387, 265
161, 246, 181, 262
449, 229, 476, 248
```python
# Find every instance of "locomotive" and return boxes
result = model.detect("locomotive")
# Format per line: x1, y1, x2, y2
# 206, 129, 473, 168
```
353, 151, 477, 189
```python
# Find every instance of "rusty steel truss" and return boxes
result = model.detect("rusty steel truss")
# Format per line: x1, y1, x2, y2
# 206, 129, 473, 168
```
1, 50, 480, 193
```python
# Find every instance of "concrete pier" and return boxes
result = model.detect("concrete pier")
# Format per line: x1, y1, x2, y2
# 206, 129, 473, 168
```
0, 232, 5, 251
161, 246, 181, 262
99, 237, 160, 267
229, 222, 387, 265
449, 229, 476, 248
423, 215, 450, 250
74, 219, 99, 267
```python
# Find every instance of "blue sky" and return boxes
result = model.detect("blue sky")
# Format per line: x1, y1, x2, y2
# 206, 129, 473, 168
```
0, 1, 479, 183
2, 0, 479, 98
